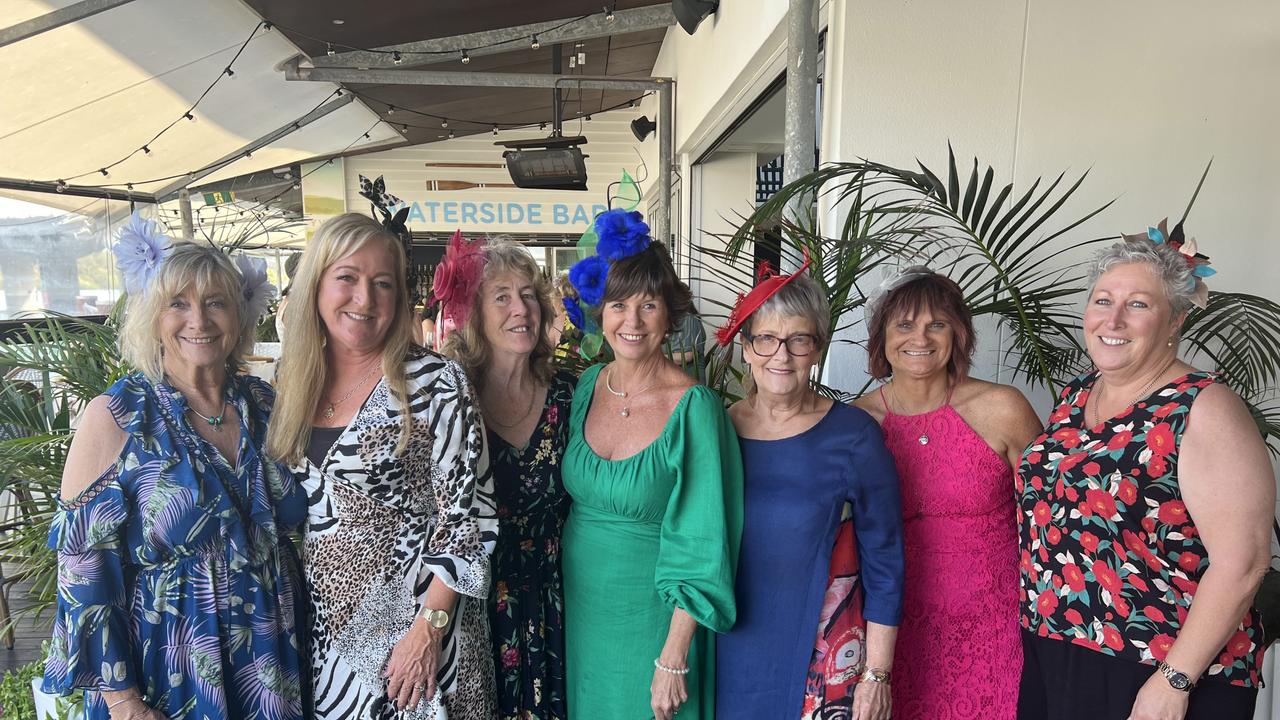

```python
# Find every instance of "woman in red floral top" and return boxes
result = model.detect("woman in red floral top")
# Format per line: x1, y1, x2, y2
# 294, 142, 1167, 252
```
1016, 224, 1274, 720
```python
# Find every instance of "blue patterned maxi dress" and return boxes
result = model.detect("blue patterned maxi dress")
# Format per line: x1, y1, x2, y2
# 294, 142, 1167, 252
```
41, 373, 308, 720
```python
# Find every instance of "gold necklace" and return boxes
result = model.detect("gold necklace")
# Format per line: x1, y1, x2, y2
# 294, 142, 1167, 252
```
484, 384, 539, 430
1089, 357, 1177, 428
605, 365, 661, 418
323, 362, 381, 420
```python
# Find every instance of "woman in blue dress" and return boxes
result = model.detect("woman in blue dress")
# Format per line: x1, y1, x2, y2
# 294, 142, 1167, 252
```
714, 262, 904, 720
42, 224, 306, 720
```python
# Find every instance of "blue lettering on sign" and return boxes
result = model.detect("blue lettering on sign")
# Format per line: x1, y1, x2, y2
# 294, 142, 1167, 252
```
460, 202, 478, 225
395, 200, 615, 227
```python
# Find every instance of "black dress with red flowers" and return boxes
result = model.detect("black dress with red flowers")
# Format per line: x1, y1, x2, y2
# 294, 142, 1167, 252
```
1017, 371, 1264, 688
487, 370, 575, 720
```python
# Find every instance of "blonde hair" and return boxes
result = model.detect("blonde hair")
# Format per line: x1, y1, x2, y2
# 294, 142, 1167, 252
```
266, 213, 415, 465
119, 242, 249, 382
442, 240, 556, 393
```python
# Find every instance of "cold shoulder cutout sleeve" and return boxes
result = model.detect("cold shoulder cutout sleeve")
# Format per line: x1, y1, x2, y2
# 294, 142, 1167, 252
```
654, 386, 744, 633
43, 464, 135, 693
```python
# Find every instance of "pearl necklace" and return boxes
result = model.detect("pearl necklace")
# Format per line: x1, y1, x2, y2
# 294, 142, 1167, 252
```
605, 365, 660, 418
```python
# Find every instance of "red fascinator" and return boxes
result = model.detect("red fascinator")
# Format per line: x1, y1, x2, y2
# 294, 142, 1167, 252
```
715, 250, 813, 346
431, 230, 487, 326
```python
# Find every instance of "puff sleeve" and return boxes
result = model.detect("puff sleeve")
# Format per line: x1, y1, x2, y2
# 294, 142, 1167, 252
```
41, 470, 135, 694
418, 359, 499, 599
654, 387, 744, 633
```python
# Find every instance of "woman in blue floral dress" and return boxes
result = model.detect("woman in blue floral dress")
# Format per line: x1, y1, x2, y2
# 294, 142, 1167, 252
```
42, 230, 306, 720
439, 240, 573, 719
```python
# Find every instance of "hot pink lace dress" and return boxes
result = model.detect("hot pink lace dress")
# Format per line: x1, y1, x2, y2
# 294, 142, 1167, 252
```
878, 388, 1021, 719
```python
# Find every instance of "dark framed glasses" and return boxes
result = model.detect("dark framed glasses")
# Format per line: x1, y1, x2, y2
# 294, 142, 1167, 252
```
744, 333, 818, 357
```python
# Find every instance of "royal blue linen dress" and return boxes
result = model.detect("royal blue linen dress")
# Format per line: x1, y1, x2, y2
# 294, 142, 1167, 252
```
42, 373, 307, 720
715, 402, 905, 719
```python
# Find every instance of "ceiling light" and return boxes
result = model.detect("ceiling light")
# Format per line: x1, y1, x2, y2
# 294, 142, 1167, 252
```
461, 50, 471, 64
332, 19, 344, 25
531, 35, 540, 49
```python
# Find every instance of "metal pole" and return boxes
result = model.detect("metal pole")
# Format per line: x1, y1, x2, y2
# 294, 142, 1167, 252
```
0, 0, 138, 48
178, 189, 194, 238
552, 45, 564, 138
782, 0, 818, 271
657, 81, 674, 244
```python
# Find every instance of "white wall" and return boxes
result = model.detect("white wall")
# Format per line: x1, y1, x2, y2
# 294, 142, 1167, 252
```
822, 0, 1280, 407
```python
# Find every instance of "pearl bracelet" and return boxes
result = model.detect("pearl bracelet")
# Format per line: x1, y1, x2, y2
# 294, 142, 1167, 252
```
654, 658, 690, 675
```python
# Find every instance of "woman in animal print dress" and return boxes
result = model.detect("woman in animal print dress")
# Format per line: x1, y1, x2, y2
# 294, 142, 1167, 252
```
268, 213, 499, 719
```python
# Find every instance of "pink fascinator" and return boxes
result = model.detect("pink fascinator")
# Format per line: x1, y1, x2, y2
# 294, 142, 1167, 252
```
431, 230, 487, 327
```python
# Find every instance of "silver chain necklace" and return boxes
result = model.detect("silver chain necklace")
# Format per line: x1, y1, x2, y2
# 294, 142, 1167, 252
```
187, 400, 231, 432
323, 362, 381, 420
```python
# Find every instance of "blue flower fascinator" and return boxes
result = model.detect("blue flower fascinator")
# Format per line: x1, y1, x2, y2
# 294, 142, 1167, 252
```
564, 201, 653, 358
112, 212, 173, 295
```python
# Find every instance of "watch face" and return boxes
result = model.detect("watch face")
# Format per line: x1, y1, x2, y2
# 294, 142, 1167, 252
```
1169, 674, 1190, 690
428, 610, 449, 628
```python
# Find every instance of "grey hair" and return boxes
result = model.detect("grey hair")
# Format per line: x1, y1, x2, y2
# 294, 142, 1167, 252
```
1089, 239, 1199, 315
119, 242, 249, 382
740, 272, 832, 348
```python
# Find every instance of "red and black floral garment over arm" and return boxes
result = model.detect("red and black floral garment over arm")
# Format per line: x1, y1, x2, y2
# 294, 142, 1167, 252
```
1017, 371, 1265, 688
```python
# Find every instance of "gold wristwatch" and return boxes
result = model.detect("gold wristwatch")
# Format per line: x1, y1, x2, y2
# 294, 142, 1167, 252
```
419, 607, 450, 629
861, 667, 891, 684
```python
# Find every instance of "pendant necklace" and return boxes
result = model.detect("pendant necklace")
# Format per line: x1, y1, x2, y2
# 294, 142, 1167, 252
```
323, 362, 381, 420
188, 401, 231, 432
605, 365, 661, 418
888, 381, 948, 446
1089, 357, 1176, 429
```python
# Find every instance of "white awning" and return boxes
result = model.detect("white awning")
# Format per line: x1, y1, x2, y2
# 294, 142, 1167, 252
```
0, 0, 400, 207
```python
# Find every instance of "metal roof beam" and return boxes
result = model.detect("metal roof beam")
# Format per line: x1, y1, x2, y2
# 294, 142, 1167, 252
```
0, 0, 139, 48
286, 63, 669, 92
311, 3, 676, 69
154, 93, 355, 200
0, 177, 156, 203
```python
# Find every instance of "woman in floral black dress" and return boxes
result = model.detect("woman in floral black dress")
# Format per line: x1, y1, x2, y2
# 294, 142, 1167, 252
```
439, 239, 573, 719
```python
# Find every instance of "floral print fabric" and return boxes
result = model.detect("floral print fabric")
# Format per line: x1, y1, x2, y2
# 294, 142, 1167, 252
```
487, 370, 575, 720
1017, 371, 1264, 687
42, 373, 307, 719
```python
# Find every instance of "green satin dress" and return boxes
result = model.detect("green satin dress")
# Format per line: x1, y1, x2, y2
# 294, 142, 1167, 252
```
562, 364, 744, 719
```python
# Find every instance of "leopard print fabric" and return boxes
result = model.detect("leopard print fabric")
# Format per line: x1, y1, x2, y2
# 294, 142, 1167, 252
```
296, 349, 499, 719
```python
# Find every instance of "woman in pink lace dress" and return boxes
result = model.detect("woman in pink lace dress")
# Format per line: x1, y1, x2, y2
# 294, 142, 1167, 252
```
853, 268, 1041, 720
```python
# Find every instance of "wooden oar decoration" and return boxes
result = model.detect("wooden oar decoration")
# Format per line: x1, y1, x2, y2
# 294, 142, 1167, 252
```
426, 180, 518, 191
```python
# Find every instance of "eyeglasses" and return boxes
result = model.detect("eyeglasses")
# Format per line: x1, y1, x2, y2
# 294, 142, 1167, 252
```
744, 333, 818, 357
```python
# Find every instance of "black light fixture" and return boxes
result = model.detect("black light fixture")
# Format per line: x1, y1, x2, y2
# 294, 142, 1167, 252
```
673, 0, 719, 34
630, 115, 656, 142
498, 135, 590, 191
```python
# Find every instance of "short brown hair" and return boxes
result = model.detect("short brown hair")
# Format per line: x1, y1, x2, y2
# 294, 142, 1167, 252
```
599, 242, 693, 334
866, 271, 975, 381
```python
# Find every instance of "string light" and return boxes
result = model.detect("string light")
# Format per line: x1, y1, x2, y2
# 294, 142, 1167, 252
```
184, 112, 196, 122
326, 43, 336, 56
386, 105, 396, 115
55, 180, 67, 192
492, 125, 499, 136
392, 51, 403, 65
224, 67, 235, 79
448, 130, 455, 139
142, 145, 152, 155
99, 169, 110, 178
531, 35, 540, 50
460, 50, 471, 65
441, 119, 449, 128
605, 5, 615, 21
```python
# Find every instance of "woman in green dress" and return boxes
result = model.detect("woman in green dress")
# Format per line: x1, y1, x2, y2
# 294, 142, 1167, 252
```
561, 209, 744, 720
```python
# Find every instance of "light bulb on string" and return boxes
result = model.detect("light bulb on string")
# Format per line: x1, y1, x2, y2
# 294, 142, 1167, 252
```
327, 43, 336, 56
224, 67, 235, 79
605, 6, 615, 21
460, 50, 471, 65
531, 35, 540, 49
142, 145, 152, 155
392, 51, 403, 65
185, 112, 196, 122
441, 119, 448, 128
492, 125, 499, 136
55, 180, 67, 193
387, 105, 396, 115
99, 168, 110, 178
